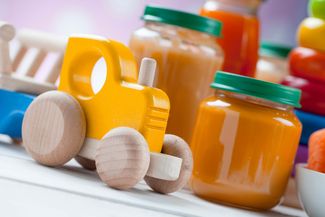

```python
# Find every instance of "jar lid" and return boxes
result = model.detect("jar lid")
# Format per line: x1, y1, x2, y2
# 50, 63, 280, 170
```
260, 42, 292, 58
141, 5, 222, 37
210, 71, 301, 108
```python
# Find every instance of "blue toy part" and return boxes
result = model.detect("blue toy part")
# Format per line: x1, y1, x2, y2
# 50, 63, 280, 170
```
295, 109, 325, 145
0, 89, 34, 139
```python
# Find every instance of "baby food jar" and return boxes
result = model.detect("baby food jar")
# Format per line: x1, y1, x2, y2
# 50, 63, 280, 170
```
190, 71, 302, 210
130, 6, 224, 143
200, 0, 264, 76
256, 42, 292, 83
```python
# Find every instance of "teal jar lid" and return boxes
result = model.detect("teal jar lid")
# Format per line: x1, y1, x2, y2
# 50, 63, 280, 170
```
211, 71, 301, 108
141, 5, 222, 37
260, 42, 292, 58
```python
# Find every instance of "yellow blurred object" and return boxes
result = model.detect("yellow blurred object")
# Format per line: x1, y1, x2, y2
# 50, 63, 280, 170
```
58, 36, 170, 153
297, 17, 325, 52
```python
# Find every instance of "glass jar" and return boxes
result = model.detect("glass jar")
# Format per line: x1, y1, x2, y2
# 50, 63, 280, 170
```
256, 42, 292, 83
190, 71, 302, 210
129, 6, 224, 143
200, 0, 263, 76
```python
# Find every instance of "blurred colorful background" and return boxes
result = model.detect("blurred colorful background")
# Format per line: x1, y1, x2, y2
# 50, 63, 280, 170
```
1, 0, 308, 46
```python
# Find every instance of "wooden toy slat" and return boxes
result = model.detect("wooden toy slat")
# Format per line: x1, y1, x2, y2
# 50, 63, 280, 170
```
17, 29, 67, 52
16, 29, 67, 83
0, 22, 15, 75
0, 21, 66, 93
0, 41, 12, 74
44, 55, 63, 83
0, 73, 56, 94
12, 46, 27, 72
24, 50, 47, 77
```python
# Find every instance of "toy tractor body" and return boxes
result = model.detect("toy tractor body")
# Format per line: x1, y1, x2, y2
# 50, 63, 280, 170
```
22, 35, 193, 194
58, 37, 169, 153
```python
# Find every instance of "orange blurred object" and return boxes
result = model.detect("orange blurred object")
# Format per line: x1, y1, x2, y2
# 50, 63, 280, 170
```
308, 129, 325, 173
200, 0, 262, 76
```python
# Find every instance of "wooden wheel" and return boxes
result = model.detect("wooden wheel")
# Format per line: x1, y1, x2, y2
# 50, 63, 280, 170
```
22, 91, 86, 166
95, 127, 150, 190
144, 134, 193, 194
75, 156, 96, 170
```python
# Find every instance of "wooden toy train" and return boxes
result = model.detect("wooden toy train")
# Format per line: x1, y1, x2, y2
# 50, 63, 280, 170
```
0, 21, 193, 194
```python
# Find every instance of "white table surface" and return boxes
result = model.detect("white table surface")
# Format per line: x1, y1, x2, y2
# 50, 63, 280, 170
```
0, 137, 308, 217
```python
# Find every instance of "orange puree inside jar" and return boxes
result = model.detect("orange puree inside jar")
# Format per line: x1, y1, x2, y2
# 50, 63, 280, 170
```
190, 72, 302, 210
200, 0, 262, 76
130, 6, 224, 143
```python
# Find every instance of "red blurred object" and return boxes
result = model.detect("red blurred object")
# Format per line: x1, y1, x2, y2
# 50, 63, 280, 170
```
289, 47, 325, 82
282, 75, 325, 115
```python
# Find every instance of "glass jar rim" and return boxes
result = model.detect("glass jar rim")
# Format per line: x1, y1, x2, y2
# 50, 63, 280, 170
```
260, 42, 292, 58
141, 5, 223, 37
210, 71, 301, 108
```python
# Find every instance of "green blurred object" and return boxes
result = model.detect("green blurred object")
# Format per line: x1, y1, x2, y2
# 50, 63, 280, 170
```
211, 71, 301, 107
142, 5, 223, 37
260, 42, 292, 58
309, 0, 325, 20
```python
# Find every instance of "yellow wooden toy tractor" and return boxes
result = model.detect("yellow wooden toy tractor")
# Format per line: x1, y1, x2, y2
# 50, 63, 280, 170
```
22, 35, 193, 194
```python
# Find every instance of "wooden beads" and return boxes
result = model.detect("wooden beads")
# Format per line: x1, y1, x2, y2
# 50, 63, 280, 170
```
95, 127, 150, 190
22, 91, 86, 166
145, 134, 193, 194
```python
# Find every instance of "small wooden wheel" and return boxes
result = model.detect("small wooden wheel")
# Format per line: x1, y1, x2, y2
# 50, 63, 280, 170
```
75, 156, 96, 170
95, 127, 150, 190
144, 134, 193, 194
22, 91, 86, 166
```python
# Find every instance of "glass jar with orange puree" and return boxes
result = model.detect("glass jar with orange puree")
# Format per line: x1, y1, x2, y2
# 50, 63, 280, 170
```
201, 0, 264, 76
129, 6, 224, 143
190, 71, 302, 210
256, 42, 292, 83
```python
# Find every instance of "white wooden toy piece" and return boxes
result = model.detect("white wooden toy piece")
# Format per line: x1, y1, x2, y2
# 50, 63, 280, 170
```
0, 21, 67, 95
22, 58, 193, 193
0, 22, 15, 75
144, 135, 193, 194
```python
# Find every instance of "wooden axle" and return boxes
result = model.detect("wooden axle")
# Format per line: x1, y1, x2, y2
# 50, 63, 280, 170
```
78, 137, 183, 181
22, 91, 187, 192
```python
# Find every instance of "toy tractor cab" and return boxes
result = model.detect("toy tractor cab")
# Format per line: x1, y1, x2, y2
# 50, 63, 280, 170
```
22, 36, 193, 194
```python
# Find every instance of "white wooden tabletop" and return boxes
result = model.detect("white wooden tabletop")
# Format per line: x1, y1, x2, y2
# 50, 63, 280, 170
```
0, 137, 308, 217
